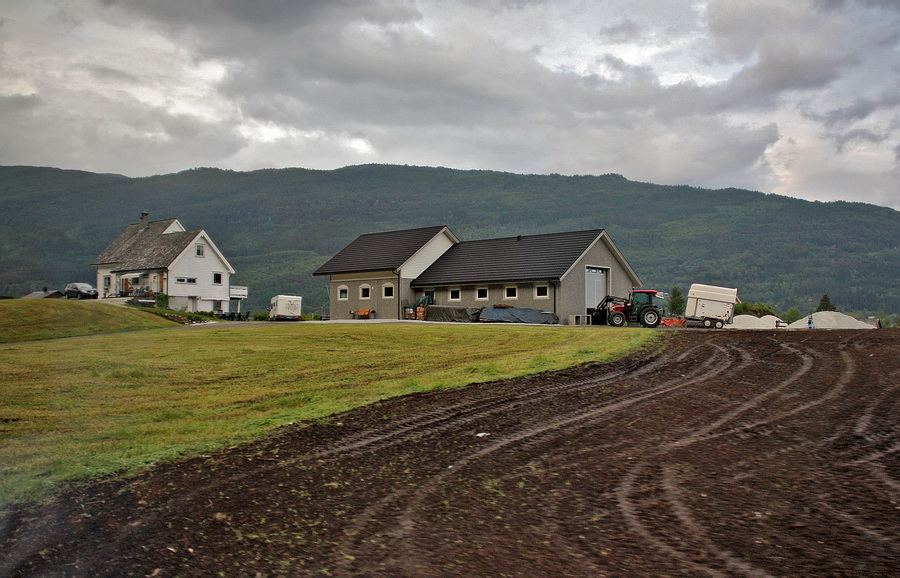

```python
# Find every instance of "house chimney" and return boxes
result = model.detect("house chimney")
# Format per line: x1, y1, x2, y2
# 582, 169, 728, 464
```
140, 212, 149, 228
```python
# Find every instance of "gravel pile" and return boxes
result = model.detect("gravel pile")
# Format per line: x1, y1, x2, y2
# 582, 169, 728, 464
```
728, 315, 773, 329
786, 311, 875, 330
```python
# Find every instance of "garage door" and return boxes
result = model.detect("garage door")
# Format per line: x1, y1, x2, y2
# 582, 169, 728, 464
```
585, 267, 608, 310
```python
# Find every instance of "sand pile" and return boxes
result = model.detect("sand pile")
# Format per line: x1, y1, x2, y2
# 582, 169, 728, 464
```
729, 315, 773, 329
786, 311, 875, 330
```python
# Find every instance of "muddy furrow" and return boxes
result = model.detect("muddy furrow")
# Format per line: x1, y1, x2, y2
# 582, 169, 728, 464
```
330, 342, 745, 573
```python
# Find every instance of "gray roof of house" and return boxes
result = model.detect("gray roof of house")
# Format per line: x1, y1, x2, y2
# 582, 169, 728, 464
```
313, 225, 452, 276
411, 229, 605, 286
92, 219, 201, 272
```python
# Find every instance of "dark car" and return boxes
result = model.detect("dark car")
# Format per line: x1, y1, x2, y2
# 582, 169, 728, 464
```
63, 283, 98, 299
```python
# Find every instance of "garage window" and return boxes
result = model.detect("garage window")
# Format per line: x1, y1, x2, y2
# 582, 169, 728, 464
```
338, 286, 349, 300
476, 287, 488, 300
535, 285, 549, 299
449, 288, 461, 301
360, 285, 371, 299
383, 284, 395, 298
505, 286, 518, 299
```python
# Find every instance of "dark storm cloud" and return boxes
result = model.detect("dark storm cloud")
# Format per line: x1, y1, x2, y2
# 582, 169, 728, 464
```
0, 0, 897, 208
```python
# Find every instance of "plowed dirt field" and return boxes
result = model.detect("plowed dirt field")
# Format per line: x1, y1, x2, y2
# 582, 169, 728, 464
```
2, 329, 899, 577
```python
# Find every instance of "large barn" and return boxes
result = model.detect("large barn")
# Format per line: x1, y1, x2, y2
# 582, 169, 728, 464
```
313, 226, 641, 324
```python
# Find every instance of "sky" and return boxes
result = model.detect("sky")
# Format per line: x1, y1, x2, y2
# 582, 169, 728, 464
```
1, 0, 899, 209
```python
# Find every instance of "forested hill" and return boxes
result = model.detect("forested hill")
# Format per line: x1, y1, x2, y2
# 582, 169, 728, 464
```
1, 164, 897, 315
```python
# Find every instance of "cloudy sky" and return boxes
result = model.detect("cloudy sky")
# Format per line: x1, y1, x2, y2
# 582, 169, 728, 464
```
2, 0, 899, 209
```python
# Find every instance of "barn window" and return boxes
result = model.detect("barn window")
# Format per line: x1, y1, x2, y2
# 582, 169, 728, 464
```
213, 273, 223, 285
195, 244, 205, 257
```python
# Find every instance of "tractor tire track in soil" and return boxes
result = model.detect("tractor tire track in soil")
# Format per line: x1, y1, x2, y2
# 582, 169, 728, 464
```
1, 329, 898, 576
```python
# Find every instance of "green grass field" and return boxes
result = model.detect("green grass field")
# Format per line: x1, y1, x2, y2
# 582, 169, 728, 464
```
0, 301, 660, 507
0, 299, 178, 342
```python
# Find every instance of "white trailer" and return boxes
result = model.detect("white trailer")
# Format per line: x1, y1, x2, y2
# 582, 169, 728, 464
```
269, 295, 302, 321
684, 284, 739, 329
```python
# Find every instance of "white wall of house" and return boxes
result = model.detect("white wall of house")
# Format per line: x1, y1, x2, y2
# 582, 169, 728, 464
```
400, 230, 457, 279
167, 234, 233, 312
95, 266, 115, 297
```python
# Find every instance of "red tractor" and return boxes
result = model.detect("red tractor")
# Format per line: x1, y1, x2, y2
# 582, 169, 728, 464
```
589, 288, 662, 328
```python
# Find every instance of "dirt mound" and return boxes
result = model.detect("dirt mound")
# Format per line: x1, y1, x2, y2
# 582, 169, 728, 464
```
2, 330, 898, 576
786, 310, 875, 329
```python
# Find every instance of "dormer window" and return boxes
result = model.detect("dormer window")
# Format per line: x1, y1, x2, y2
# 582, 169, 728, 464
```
195, 244, 205, 257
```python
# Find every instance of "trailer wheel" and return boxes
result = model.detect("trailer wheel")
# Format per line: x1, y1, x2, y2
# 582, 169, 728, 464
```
608, 311, 626, 327
640, 308, 661, 328
714, 319, 725, 329
702, 318, 713, 328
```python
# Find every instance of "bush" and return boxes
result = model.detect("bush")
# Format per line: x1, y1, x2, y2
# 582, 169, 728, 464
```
253, 311, 269, 321
779, 308, 805, 324
734, 302, 776, 318
154, 293, 169, 309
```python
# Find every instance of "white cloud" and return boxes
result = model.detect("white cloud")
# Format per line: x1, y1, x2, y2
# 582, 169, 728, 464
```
0, 0, 897, 208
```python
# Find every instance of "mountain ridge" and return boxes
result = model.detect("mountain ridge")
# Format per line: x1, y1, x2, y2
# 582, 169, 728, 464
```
1, 164, 897, 315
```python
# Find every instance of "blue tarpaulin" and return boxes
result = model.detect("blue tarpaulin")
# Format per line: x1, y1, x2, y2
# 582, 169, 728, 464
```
478, 307, 559, 324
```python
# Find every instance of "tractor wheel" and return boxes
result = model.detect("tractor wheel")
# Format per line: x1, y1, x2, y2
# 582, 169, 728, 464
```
640, 308, 661, 328
608, 311, 626, 327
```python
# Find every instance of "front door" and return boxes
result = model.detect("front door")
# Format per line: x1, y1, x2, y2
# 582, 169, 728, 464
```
585, 267, 608, 311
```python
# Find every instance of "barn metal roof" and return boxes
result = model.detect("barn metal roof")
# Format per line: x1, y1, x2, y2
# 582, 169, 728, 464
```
411, 229, 606, 286
313, 225, 453, 275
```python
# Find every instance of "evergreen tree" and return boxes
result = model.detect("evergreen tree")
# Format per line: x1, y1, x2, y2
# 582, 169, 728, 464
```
816, 294, 836, 312
668, 286, 686, 316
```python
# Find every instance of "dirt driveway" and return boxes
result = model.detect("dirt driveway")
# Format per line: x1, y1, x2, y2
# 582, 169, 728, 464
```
2, 329, 898, 577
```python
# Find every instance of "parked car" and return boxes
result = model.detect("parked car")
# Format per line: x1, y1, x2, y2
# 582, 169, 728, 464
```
63, 283, 98, 299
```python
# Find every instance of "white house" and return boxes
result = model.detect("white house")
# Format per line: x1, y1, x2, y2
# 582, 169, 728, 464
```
92, 213, 245, 313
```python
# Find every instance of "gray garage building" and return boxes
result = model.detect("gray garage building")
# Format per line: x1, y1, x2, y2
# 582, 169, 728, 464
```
313, 226, 641, 324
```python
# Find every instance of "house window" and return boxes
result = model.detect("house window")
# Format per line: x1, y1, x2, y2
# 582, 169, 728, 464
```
476, 287, 489, 300
338, 286, 349, 300
213, 273, 223, 285
176, 277, 197, 284
535, 285, 549, 299
449, 288, 461, 301
505, 286, 518, 299
195, 244, 205, 257
360, 285, 371, 299
383, 284, 395, 299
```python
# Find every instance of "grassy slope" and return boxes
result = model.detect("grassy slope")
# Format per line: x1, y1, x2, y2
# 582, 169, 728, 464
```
0, 309, 659, 507
0, 299, 178, 343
